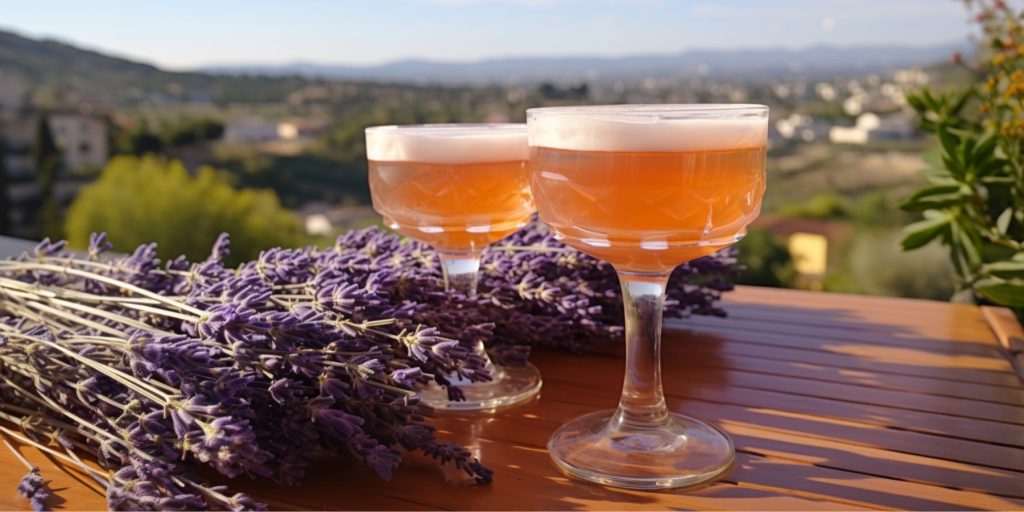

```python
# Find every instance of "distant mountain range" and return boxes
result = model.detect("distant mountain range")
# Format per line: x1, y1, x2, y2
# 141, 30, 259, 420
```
0, 26, 967, 105
203, 43, 968, 84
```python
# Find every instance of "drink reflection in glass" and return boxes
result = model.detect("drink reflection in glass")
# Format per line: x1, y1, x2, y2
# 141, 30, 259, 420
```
528, 105, 768, 489
365, 123, 542, 411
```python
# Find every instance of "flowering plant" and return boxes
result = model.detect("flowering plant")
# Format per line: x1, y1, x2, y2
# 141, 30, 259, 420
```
902, 0, 1024, 311
0, 221, 735, 510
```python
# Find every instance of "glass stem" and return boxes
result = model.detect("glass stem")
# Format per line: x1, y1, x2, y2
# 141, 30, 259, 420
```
611, 270, 672, 431
438, 251, 481, 297
438, 251, 497, 383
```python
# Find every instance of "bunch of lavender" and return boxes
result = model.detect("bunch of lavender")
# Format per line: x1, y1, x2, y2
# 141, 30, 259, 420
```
0, 220, 735, 510
480, 224, 736, 361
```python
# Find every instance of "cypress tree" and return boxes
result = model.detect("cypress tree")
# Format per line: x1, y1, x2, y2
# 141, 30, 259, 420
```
31, 114, 62, 238
0, 138, 10, 235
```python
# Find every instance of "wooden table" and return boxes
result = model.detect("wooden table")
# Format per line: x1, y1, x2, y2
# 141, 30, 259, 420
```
2, 286, 1023, 510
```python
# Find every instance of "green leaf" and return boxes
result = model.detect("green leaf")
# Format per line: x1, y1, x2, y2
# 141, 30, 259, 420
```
901, 215, 950, 250
976, 279, 1024, 307
979, 175, 1014, 184
980, 242, 1018, 263
906, 184, 961, 203
974, 132, 997, 159
955, 219, 982, 267
960, 136, 976, 163
997, 208, 1014, 235
901, 194, 963, 212
949, 241, 970, 278
941, 155, 965, 180
938, 126, 959, 159
922, 88, 939, 110
951, 89, 973, 115
906, 93, 926, 113
926, 175, 957, 186
983, 260, 1024, 279
948, 127, 977, 139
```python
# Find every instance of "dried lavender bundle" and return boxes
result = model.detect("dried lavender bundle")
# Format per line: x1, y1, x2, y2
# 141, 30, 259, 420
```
0, 221, 735, 510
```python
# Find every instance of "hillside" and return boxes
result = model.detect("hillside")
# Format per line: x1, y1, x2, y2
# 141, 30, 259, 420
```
0, 29, 312, 105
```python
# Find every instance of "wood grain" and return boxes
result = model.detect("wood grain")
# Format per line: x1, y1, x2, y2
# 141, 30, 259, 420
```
2, 286, 1022, 510
983, 305, 1024, 382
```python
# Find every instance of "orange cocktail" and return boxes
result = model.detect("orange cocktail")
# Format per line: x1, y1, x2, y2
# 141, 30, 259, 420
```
364, 123, 542, 412
529, 114, 766, 272
366, 124, 533, 254
528, 104, 768, 490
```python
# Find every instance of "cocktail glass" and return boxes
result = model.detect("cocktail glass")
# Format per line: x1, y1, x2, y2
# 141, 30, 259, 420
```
365, 123, 542, 411
527, 105, 768, 488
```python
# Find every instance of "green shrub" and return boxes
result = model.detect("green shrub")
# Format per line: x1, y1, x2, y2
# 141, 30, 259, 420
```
64, 156, 306, 264
777, 193, 848, 220
736, 228, 797, 287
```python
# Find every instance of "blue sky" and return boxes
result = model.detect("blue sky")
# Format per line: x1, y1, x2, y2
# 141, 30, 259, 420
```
1, 0, 972, 69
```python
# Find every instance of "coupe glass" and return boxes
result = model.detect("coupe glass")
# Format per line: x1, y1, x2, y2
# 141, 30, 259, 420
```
365, 123, 542, 411
527, 105, 768, 489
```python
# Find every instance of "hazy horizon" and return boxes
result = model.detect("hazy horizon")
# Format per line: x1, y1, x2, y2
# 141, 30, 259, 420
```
0, 0, 972, 71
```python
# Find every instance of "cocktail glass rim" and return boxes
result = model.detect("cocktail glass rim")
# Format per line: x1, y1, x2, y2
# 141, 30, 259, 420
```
365, 122, 527, 138
527, 103, 768, 119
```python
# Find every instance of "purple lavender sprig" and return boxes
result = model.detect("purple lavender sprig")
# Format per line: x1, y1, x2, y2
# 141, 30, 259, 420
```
17, 467, 49, 511
0, 218, 735, 510
2, 435, 52, 511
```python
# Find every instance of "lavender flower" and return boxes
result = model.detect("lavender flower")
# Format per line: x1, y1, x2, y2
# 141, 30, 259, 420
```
0, 218, 735, 510
17, 467, 49, 512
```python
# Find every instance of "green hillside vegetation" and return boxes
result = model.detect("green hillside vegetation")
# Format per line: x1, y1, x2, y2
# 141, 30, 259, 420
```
65, 156, 305, 264
0, 29, 320, 105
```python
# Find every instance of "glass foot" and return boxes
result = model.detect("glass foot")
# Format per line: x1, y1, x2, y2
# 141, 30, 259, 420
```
548, 409, 734, 490
417, 363, 542, 412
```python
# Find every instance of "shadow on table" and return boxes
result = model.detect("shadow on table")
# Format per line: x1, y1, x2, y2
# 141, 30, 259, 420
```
668, 299, 1018, 386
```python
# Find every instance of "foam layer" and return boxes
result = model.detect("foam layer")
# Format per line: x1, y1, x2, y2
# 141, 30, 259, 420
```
528, 105, 768, 152
365, 124, 528, 164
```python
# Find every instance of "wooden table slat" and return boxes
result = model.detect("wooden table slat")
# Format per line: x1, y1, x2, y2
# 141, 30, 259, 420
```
983, 305, 1024, 381
662, 348, 1024, 405
672, 333, 1024, 387
682, 316, 1010, 358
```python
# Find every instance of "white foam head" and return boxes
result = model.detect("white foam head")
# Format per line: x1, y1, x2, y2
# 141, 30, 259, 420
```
365, 124, 528, 164
527, 104, 768, 152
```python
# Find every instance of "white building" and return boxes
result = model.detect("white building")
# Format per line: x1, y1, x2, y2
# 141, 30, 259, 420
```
223, 119, 280, 143
48, 113, 109, 171
224, 118, 329, 143
893, 68, 930, 87
300, 203, 379, 236
276, 119, 329, 140
830, 113, 916, 144
775, 114, 831, 143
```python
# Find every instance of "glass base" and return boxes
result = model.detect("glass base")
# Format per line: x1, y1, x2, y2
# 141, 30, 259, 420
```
548, 410, 734, 490
417, 363, 542, 412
